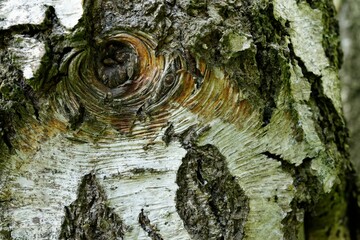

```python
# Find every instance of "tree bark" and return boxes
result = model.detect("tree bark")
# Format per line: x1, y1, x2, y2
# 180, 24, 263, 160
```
0, 0, 357, 239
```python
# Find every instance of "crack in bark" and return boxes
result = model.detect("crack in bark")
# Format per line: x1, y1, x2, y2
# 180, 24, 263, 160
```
0, 49, 39, 152
0, 5, 73, 148
287, 41, 348, 155
243, 2, 291, 127
0, 6, 58, 47
261, 151, 318, 201
138, 209, 164, 240
261, 150, 325, 238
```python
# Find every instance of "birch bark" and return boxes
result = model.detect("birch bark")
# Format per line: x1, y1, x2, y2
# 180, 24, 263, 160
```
0, 0, 357, 239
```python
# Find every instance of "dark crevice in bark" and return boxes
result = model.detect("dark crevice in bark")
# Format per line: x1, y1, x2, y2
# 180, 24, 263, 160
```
0, 6, 57, 47
59, 173, 127, 240
262, 152, 319, 205
81, 0, 101, 45
0, 229, 12, 240
244, 1, 289, 45
138, 209, 164, 240
287, 41, 348, 156
345, 169, 360, 240
34, 40, 67, 94
0, 7, 61, 152
183, 49, 204, 89
0, 54, 38, 152
287, 38, 354, 239
282, 158, 323, 239
67, 103, 86, 131
176, 142, 249, 240
262, 150, 327, 238
304, 183, 353, 239
282, 38, 354, 238
1, 131, 13, 151
244, 2, 291, 127
21, 78, 40, 120
322, 2, 342, 69
38, 44, 74, 91
129, 168, 165, 175
162, 123, 175, 146
262, 151, 285, 162
154, 2, 177, 51
310, 81, 348, 154
302, 0, 342, 68
261, 105, 275, 127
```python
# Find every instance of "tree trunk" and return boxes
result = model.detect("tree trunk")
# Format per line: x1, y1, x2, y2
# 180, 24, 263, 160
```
340, 0, 360, 183
0, 0, 358, 239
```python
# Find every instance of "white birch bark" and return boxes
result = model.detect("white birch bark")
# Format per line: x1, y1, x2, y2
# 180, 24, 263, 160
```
0, 0, 356, 239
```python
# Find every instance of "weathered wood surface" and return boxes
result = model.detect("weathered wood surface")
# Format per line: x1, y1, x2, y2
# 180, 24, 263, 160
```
0, 0, 357, 239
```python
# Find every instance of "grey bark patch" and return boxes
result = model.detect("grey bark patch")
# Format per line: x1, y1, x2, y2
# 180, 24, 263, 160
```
59, 173, 127, 240
176, 144, 249, 240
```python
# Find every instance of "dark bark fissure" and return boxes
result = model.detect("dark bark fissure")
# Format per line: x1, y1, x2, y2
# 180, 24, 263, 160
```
286, 30, 355, 240
162, 123, 175, 146
243, 4, 318, 237
59, 173, 127, 240
173, 127, 249, 240
34, 24, 74, 95
0, 6, 58, 47
304, 0, 342, 68
0, 6, 69, 93
138, 209, 164, 240
241, 2, 292, 128
252, 4, 290, 127
346, 173, 360, 240
0, 52, 33, 153
67, 103, 86, 131
261, 151, 323, 237
287, 42, 348, 156
0, 6, 68, 154
310, 79, 348, 154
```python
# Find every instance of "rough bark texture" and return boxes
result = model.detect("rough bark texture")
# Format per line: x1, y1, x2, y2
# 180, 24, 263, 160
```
0, 0, 358, 239
59, 173, 127, 239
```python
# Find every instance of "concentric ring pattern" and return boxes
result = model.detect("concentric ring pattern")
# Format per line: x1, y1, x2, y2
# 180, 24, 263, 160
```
56, 32, 189, 132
